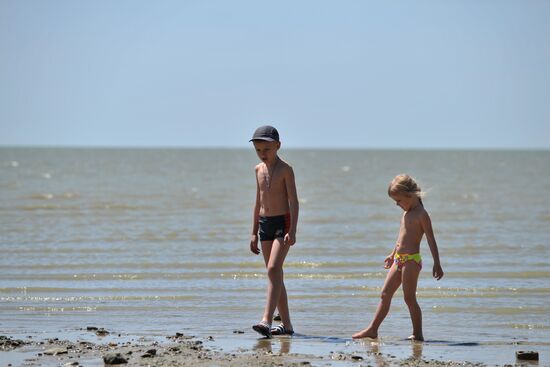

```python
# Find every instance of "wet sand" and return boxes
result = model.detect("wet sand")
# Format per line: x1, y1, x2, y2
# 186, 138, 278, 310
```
1, 332, 491, 367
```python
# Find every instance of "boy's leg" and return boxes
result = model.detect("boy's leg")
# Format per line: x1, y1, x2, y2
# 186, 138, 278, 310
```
401, 261, 423, 341
352, 263, 402, 339
259, 240, 273, 324
261, 238, 290, 325
276, 281, 292, 331
262, 240, 292, 332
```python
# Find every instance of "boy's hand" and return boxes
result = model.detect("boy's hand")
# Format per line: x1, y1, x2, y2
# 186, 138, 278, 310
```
284, 232, 296, 246
250, 235, 260, 255
433, 263, 444, 280
383, 255, 394, 269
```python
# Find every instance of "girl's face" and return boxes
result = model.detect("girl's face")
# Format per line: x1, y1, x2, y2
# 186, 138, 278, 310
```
390, 192, 415, 211
253, 140, 280, 164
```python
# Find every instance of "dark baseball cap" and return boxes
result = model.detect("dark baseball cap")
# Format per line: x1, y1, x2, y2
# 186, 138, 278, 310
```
249, 125, 279, 142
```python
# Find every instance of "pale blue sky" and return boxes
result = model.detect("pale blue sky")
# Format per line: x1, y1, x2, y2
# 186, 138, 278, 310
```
1, 1, 549, 149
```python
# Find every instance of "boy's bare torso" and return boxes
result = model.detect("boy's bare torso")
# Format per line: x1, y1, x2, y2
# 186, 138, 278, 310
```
395, 206, 426, 254
256, 159, 290, 217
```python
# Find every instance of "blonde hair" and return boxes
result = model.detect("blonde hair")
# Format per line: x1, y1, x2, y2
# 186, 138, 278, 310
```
388, 174, 424, 205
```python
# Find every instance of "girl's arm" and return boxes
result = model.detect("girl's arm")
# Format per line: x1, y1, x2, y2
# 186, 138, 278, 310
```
384, 245, 397, 269
284, 166, 299, 246
250, 168, 261, 254
421, 211, 444, 280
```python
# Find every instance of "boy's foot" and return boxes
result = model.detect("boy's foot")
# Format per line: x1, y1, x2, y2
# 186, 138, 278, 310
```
273, 314, 282, 321
270, 324, 294, 336
252, 322, 272, 338
352, 328, 377, 339
407, 334, 424, 341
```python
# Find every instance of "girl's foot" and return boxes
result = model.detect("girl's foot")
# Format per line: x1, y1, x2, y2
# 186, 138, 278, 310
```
352, 328, 377, 339
407, 334, 424, 341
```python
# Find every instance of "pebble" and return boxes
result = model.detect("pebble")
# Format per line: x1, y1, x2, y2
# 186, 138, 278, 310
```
103, 352, 128, 364
516, 350, 539, 360
96, 329, 109, 336
44, 347, 68, 356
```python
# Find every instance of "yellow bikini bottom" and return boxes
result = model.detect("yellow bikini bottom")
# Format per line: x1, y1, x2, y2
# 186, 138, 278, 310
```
394, 253, 422, 271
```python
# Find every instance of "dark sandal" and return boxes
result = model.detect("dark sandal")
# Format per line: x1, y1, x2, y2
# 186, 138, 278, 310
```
270, 324, 294, 336
252, 322, 272, 338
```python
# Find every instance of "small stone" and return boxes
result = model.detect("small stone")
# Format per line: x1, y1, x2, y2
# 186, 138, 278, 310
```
516, 351, 539, 360
96, 329, 109, 336
86, 326, 98, 331
146, 349, 157, 356
351, 355, 363, 360
103, 352, 128, 364
233, 330, 244, 334
44, 348, 68, 356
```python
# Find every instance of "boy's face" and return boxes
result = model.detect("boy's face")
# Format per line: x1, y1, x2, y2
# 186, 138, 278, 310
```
252, 140, 280, 164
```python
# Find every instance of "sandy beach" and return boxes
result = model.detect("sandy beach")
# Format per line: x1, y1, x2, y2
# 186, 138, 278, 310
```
1, 330, 495, 367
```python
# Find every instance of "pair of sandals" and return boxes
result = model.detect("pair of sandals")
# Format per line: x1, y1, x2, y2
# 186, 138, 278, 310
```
252, 322, 294, 338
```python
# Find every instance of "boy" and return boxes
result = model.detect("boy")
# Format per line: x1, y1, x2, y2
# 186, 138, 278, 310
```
249, 125, 299, 338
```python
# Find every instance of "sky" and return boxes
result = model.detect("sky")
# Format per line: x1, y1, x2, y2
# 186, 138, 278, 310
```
1, 1, 549, 149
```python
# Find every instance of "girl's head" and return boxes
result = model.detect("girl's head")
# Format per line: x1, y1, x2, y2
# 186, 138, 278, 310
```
388, 174, 424, 211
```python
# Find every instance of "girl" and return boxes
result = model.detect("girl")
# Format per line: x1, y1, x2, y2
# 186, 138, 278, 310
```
352, 174, 444, 341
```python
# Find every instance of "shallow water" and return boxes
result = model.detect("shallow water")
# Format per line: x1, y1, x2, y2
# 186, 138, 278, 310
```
1, 148, 549, 365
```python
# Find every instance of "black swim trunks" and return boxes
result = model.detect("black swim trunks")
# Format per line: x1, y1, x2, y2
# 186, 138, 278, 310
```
258, 213, 290, 241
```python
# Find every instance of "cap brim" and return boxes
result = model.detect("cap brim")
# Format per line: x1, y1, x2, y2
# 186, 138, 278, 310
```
249, 137, 276, 142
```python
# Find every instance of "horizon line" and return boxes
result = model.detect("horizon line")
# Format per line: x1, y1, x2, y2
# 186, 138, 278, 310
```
1, 144, 549, 151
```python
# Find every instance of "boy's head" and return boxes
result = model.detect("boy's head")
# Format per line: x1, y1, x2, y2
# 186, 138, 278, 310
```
250, 125, 280, 163
249, 125, 279, 143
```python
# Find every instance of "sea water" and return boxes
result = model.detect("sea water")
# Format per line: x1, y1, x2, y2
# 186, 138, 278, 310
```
1, 148, 549, 365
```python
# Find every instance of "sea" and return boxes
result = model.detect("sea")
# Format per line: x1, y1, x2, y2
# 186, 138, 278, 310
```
1, 148, 549, 366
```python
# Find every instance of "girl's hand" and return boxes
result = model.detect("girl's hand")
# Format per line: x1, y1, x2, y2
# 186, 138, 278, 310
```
433, 263, 444, 280
250, 235, 260, 255
384, 255, 394, 269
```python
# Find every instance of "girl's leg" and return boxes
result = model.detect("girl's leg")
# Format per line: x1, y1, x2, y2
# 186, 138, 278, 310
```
401, 261, 423, 341
352, 264, 402, 339
260, 239, 291, 325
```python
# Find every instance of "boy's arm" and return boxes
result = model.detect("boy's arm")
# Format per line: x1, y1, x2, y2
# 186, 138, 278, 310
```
421, 211, 444, 280
284, 166, 299, 246
250, 168, 261, 254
